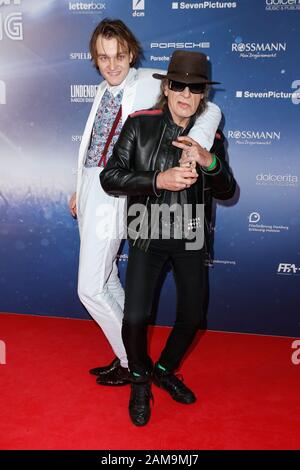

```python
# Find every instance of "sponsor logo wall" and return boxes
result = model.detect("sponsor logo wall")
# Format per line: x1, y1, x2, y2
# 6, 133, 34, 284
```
0, 0, 299, 336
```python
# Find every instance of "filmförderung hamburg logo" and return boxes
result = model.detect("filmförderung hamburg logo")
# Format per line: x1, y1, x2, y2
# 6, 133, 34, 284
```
248, 212, 289, 234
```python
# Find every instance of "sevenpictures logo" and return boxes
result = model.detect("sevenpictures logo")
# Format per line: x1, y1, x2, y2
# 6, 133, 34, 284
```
277, 263, 300, 275
132, 0, 145, 17
68, 1, 106, 13
70, 84, 98, 103
248, 211, 289, 234
228, 130, 281, 146
265, 0, 300, 11
0, 0, 23, 41
171, 1, 237, 9
236, 81, 300, 104
232, 39, 287, 59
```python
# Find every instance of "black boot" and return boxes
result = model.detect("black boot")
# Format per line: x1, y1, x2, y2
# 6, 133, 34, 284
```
153, 363, 196, 404
129, 378, 153, 426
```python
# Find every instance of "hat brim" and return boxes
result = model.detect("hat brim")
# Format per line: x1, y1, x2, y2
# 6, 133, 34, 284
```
152, 72, 220, 85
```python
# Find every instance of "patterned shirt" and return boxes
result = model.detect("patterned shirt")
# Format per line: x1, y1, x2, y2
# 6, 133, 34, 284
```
85, 88, 123, 168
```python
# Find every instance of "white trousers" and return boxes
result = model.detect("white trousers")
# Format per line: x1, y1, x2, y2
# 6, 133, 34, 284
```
77, 166, 128, 367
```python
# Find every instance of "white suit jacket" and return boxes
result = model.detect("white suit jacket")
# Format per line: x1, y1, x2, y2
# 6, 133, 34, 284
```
76, 67, 221, 204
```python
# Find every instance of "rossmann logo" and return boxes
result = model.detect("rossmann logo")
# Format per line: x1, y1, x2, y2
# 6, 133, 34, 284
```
266, 0, 300, 11
70, 85, 98, 103
171, 1, 237, 9
150, 42, 210, 49
68, 2, 106, 12
277, 263, 300, 275
232, 41, 287, 59
228, 130, 280, 145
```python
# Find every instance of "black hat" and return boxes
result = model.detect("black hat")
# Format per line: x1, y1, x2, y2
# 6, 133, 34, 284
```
152, 50, 220, 85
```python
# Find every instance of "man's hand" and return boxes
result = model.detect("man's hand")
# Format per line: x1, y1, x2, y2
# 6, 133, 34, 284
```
156, 167, 198, 192
69, 192, 77, 218
173, 135, 214, 168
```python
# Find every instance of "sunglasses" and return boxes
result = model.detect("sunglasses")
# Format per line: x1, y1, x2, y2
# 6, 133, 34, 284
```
168, 80, 206, 94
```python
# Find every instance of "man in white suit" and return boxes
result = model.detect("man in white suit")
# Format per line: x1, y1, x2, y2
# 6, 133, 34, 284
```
69, 18, 221, 385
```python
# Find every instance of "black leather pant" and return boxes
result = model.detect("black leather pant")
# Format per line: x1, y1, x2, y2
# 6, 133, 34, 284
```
122, 239, 206, 376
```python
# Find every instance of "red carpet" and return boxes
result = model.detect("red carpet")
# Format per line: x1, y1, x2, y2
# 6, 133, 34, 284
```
0, 312, 299, 450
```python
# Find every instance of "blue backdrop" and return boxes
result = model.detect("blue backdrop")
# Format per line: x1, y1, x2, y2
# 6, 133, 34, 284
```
0, 0, 299, 336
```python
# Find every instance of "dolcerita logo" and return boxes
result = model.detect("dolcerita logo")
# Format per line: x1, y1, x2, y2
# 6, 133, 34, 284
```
68, 2, 106, 13
232, 38, 287, 59
70, 84, 98, 103
256, 173, 298, 187
171, 1, 237, 9
266, 0, 300, 11
228, 130, 280, 145
132, 0, 145, 17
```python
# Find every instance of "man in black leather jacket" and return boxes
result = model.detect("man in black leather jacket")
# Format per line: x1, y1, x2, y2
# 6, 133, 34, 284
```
101, 51, 236, 426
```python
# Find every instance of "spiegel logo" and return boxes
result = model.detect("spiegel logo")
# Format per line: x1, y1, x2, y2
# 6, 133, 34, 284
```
291, 340, 300, 365
232, 39, 287, 59
0, 80, 6, 104
132, 0, 145, 16
266, 0, 300, 11
69, 52, 91, 60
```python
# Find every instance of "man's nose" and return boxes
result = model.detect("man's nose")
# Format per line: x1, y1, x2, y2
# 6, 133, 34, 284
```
108, 57, 116, 69
182, 86, 191, 97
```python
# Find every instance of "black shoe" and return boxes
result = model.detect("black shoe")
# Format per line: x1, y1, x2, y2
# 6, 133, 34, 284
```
153, 365, 196, 404
129, 381, 153, 426
89, 357, 120, 376
96, 365, 130, 386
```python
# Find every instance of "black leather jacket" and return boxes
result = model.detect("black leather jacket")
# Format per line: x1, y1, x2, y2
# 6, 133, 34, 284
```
100, 107, 236, 252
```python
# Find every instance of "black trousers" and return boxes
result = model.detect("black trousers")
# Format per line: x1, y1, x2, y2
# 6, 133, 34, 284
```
122, 239, 206, 376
